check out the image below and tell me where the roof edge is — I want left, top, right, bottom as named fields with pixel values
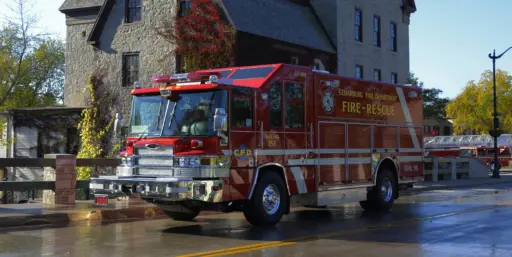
left=59, top=6, right=102, bottom=14
left=306, top=2, right=337, bottom=53
left=403, top=0, right=417, bottom=13
left=216, top=0, right=237, bottom=31
left=87, top=0, right=115, bottom=46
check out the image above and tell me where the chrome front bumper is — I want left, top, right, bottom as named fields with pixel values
left=90, top=176, right=225, bottom=203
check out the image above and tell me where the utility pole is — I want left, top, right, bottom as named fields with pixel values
left=488, top=47, right=512, bottom=178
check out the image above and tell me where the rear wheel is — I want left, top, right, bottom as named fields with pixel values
left=359, top=169, right=396, bottom=212
left=489, top=161, right=501, bottom=172
left=243, top=172, right=288, bottom=227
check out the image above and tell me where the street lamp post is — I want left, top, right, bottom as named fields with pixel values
left=488, top=46, right=512, bottom=178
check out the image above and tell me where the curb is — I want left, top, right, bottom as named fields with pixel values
left=0, top=205, right=168, bottom=229
left=402, top=179, right=512, bottom=195
left=0, top=205, right=223, bottom=229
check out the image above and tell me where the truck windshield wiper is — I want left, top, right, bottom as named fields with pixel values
left=168, top=99, right=179, bottom=130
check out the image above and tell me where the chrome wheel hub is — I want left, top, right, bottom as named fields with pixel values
left=381, top=178, right=393, bottom=202
left=262, top=184, right=280, bottom=215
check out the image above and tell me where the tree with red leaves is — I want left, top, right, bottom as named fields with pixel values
left=155, top=0, right=235, bottom=72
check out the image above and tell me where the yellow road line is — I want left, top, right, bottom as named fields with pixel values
left=177, top=241, right=286, bottom=257
left=203, top=242, right=297, bottom=257
left=177, top=203, right=512, bottom=257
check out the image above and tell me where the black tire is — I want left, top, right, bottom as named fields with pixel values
left=489, top=161, right=501, bottom=172
left=161, top=204, right=200, bottom=221
left=243, top=172, right=288, bottom=227
left=359, top=169, right=396, bottom=212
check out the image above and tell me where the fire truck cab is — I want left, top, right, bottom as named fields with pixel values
left=90, top=63, right=424, bottom=227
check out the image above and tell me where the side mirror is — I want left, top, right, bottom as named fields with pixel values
left=214, top=108, right=227, bottom=132
left=114, top=113, right=122, bottom=135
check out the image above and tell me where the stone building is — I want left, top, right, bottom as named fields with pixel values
left=313, top=0, right=416, bottom=84
left=59, top=0, right=416, bottom=126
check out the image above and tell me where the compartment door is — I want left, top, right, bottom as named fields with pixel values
left=347, top=124, right=372, bottom=184
left=318, top=122, right=346, bottom=186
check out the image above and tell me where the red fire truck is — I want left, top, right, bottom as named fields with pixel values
left=90, top=63, right=424, bottom=227
left=424, top=134, right=512, bottom=169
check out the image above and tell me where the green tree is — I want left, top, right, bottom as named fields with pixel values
left=446, top=69, right=512, bottom=135
left=407, top=72, right=451, bottom=120
left=0, top=0, right=65, bottom=109
left=0, top=0, right=65, bottom=147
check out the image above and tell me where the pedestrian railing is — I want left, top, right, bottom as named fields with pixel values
left=423, top=156, right=474, bottom=181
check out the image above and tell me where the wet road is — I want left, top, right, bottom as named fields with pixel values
left=1, top=184, right=512, bottom=257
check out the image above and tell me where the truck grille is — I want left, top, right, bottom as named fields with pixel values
left=134, top=145, right=174, bottom=176
left=135, top=145, right=173, bottom=156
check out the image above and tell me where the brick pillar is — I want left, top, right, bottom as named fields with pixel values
left=43, top=154, right=77, bottom=205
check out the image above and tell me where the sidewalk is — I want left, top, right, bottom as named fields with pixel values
left=1, top=174, right=512, bottom=229
left=403, top=172, right=512, bottom=194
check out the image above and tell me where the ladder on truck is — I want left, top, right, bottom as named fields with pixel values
left=424, top=134, right=512, bottom=149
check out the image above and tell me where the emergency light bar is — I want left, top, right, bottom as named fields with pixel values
left=152, top=71, right=223, bottom=84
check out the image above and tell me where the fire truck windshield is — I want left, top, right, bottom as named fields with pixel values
left=163, top=89, right=227, bottom=137
left=129, top=95, right=168, bottom=138
left=128, top=89, right=228, bottom=138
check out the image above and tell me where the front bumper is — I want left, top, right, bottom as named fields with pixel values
left=90, top=176, right=224, bottom=203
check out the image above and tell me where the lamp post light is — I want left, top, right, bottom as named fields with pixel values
left=488, top=47, right=512, bottom=178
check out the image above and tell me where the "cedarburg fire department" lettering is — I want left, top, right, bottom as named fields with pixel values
left=338, top=89, right=397, bottom=116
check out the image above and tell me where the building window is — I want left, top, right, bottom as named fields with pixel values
left=390, top=21, right=397, bottom=52
left=178, top=0, right=192, bottom=17
left=355, top=65, right=363, bottom=79
left=374, top=69, right=381, bottom=81
left=290, top=56, right=299, bottom=65
left=373, top=15, right=381, bottom=47
left=175, top=54, right=184, bottom=73
left=126, top=0, right=142, bottom=23
left=354, top=8, right=362, bottom=42
left=269, top=82, right=283, bottom=128
left=231, top=87, right=253, bottom=129
left=391, top=72, right=397, bottom=84
left=123, top=53, right=140, bottom=87
left=443, top=126, right=451, bottom=135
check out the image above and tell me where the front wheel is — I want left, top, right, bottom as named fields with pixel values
left=243, top=172, right=288, bottom=227
left=359, top=169, right=396, bottom=212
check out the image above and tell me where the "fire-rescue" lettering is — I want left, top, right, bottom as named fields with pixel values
left=366, top=103, right=396, bottom=116
left=341, top=101, right=396, bottom=116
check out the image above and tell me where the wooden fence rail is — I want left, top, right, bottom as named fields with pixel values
left=0, top=155, right=120, bottom=204
left=0, top=157, right=120, bottom=168
left=0, top=181, right=91, bottom=191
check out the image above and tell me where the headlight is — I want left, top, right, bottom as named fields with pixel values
left=121, top=156, right=134, bottom=166
left=189, top=157, right=200, bottom=167
left=178, top=157, right=187, bottom=167
left=174, top=156, right=229, bottom=167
